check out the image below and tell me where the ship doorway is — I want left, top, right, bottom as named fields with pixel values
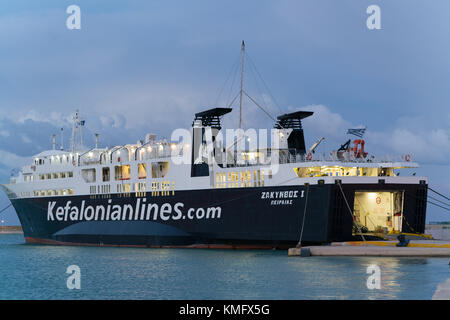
left=353, top=191, right=404, bottom=233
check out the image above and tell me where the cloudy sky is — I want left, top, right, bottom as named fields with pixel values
left=0, top=0, right=449, bottom=224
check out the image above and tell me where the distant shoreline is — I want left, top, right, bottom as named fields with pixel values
left=0, top=226, right=23, bottom=234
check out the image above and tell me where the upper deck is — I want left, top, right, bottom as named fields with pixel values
left=1, top=108, right=424, bottom=200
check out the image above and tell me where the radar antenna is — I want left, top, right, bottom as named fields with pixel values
left=70, top=110, right=85, bottom=152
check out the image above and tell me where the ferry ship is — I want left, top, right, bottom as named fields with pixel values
left=0, top=44, right=428, bottom=248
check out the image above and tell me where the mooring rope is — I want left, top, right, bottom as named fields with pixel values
left=0, top=204, right=12, bottom=215
left=428, top=194, right=450, bottom=208
left=296, top=183, right=310, bottom=248
left=428, top=186, right=449, bottom=201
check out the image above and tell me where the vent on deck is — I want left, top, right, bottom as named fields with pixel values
left=274, top=111, right=313, bottom=130
left=192, top=108, right=232, bottom=129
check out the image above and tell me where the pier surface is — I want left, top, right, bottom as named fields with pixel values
left=0, top=226, right=23, bottom=234
left=331, top=240, right=450, bottom=248
left=289, top=240, right=450, bottom=257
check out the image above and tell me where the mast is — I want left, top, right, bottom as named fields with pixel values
left=70, top=110, right=84, bottom=152
left=95, top=133, right=99, bottom=149
left=239, top=40, right=245, bottom=129
left=52, top=134, right=56, bottom=150
left=60, top=128, right=64, bottom=151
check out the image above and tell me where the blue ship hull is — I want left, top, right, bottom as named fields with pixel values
left=10, top=183, right=427, bottom=248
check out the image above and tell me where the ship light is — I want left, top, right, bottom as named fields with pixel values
left=170, top=144, right=176, bottom=150
left=88, top=152, right=93, bottom=158
left=147, top=147, right=152, bottom=152
left=367, top=192, right=377, bottom=200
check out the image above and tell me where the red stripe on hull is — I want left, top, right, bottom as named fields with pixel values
left=25, top=237, right=288, bottom=250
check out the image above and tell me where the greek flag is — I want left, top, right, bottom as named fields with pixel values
left=347, top=128, right=366, bottom=138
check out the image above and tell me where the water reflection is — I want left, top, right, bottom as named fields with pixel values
left=1, top=234, right=448, bottom=299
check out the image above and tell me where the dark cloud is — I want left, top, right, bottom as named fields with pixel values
left=1, top=0, right=449, bottom=224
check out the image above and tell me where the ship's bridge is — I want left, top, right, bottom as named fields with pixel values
left=293, top=160, right=418, bottom=178
left=33, top=150, right=74, bottom=166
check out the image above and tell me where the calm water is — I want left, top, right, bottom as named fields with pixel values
left=0, top=234, right=448, bottom=300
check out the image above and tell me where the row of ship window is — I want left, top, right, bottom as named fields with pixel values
left=25, top=167, right=268, bottom=198
left=33, top=189, right=74, bottom=197
left=34, top=156, right=75, bottom=166
left=24, top=162, right=167, bottom=184
left=27, top=168, right=267, bottom=198
left=88, top=181, right=175, bottom=198
left=215, top=169, right=270, bottom=188
left=30, top=180, right=172, bottom=198
left=82, top=163, right=169, bottom=183
left=22, top=172, right=73, bottom=182
left=30, top=180, right=174, bottom=198
left=37, top=172, right=74, bottom=180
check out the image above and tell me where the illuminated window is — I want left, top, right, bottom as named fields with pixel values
left=138, top=163, right=147, bottom=179
left=222, top=173, right=226, bottom=188
left=115, top=165, right=130, bottom=180
left=151, top=161, right=169, bottom=178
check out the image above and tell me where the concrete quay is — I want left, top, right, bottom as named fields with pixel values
left=289, top=241, right=450, bottom=257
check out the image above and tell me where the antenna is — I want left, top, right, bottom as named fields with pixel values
left=70, top=109, right=85, bottom=152
left=95, top=133, right=99, bottom=149
left=52, top=134, right=56, bottom=150
left=60, top=128, right=64, bottom=151
left=239, top=40, right=245, bottom=129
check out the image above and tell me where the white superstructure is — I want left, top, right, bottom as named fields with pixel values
left=5, top=110, right=425, bottom=202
